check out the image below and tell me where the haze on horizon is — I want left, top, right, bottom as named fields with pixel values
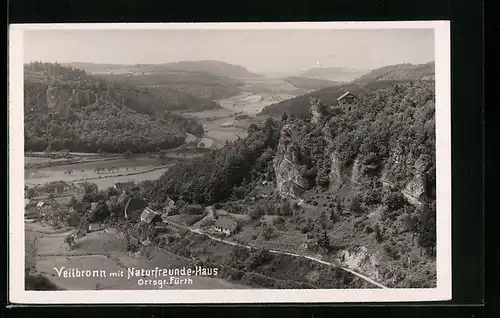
left=23, top=28, right=434, bottom=75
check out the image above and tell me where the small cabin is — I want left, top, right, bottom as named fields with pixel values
left=214, top=216, right=238, bottom=236
left=337, top=92, right=359, bottom=112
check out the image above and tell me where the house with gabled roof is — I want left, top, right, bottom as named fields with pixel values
left=214, top=215, right=238, bottom=236
left=337, top=91, right=359, bottom=112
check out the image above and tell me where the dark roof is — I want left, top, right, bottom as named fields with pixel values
left=215, top=216, right=238, bottom=231
left=337, top=91, right=358, bottom=101
left=140, top=207, right=161, bottom=224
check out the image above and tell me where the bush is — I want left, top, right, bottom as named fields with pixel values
left=261, top=223, right=275, bottom=240
left=383, top=191, right=407, bottom=211
left=272, top=216, right=286, bottom=230
left=278, top=201, right=293, bottom=216
left=349, top=196, right=364, bottom=214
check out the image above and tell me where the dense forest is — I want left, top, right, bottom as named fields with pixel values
left=150, top=79, right=435, bottom=205
left=99, top=72, right=244, bottom=101
left=23, top=62, right=204, bottom=153
left=148, top=118, right=281, bottom=204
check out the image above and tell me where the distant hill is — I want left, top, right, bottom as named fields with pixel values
left=352, top=62, right=435, bottom=84
left=64, top=60, right=262, bottom=78
left=299, top=67, right=368, bottom=82
left=24, top=62, right=205, bottom=153
left=258, top=79, right=430, bottom=118
left=284, top=76, right=341, bottom=91
left=99, top=72, right=244, bottom=101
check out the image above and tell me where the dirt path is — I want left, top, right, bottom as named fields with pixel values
left=169, top=218, right=388, bottom=289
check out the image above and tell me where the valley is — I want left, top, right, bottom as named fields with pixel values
left=22, top=60, right=437, bottom=291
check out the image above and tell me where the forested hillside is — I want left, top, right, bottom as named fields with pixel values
left=100, top=72, right=244, bottom=101
left=147, top=80, right=436, bottom=287
left=352, top=62, right=435, bottom=84
left=23, top=62, right=204, bottom=153
left=66, top=60, right=261, bottom=78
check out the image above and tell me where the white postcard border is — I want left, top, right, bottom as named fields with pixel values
left=9, top=21, right=451, bottom=304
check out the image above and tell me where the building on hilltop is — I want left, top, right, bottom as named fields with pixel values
left=214, top=215, right=238, bottom=236
left=337, top=92, right=359, bottom=112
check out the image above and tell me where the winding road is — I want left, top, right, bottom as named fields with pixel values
left=170, top=219, right=388, bottom=289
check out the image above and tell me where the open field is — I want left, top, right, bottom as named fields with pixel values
left=185, top=89, right=294, bottom=147
left=217, top=92, right=297, bottom=115
left=25, top=157, right=172, bottom=189
left=25, top=221, right=248, bottom=290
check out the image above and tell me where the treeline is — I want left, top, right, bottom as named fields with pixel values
left=24, top=62, right=204, bottom=153
left=148, top=118, right=281, bottom=204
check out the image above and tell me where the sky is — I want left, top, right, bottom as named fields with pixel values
left=23, top=28, right=434, bottom=75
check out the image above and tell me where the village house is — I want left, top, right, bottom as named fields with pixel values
left=139, top=207, right=163, bottom=242
left=214, top=215, right=238, bottom=236
left=337, top=92, right=359, bottom=112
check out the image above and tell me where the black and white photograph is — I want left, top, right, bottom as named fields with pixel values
left=8, top=22, right=451, bottom=304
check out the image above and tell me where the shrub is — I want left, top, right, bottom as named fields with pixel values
left=261, top=223, right=275, bottom=240
left=272, top=216, right=286, bottom=230
left=278, top=201, right=293, bottom=216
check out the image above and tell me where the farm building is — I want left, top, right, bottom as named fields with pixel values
left=337, top=92, right=359, bottom=112
left=36, top=201, right=45, bottom=208
left=214, top=215, right=238, bottom=236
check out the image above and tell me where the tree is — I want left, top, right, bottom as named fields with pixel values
left=403, top=212, right=419, bottom=246
left=64, top=234, right=75, bottom=249
left=318, top=211, right=328, bottom=229
left=262, top=223, right=275, bottom=240
left=281, top=112, right=289, bottom=123
left=26, top=188, right=36, bottom=199
left=374, top=224, right=383, bottom=243
left=317, top=230, right=330, bottom=250
left=349, top=196, right=363, bottom=214
left=278, top=201, right=292, bottom=216
left=418, top=201, right=436, bottom=255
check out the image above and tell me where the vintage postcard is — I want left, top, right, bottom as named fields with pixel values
left=8, top=21, right=451, bottom=304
